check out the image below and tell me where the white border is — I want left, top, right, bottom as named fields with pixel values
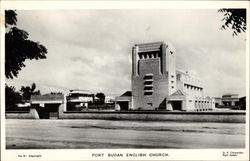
left=1, top=1, right=249, bottom=161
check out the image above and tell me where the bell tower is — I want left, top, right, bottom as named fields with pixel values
left=132, top=41, right=176, bottom=110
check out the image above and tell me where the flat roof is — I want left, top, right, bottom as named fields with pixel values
left=69, top=90, right=93, bottom=95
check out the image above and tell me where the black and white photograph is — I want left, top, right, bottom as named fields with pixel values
left=1, top=1, right=249, bottom=161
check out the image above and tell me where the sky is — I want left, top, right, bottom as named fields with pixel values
left=6, top=9, right=246, bottom=97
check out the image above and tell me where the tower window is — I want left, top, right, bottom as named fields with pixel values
left=171, top=81, right=174, bottom=84
left=147, top=103, right=153, bottom=106
left=144, top=86, right=153, bottom=90
left=171, top=86, right=174, bottom=89
left=170, top=51, right=173, bottom=54
left=144, top=81, right=153, bottom=85
left=171, top=75, right=174, bottom=78
left=144, top=92, right=153, bottom=96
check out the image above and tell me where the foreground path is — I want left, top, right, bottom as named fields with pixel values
left=6, top=119, right=245, bottom=149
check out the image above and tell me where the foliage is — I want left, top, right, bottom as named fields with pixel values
left=5, top=84, right=22, bottom=110
left=20, top=83, right=41, bottom=101
left=218, top=9, right=246, bottom=37
left=5, top=10, right=47, bottom=79
left=5, top=10, right=17, bottom=27
left=95, top=92, right=105, bottom=105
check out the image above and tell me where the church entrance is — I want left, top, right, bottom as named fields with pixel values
left=171, top=101, right=182, bottom=111
left=118, top=101, right=129, bottom=111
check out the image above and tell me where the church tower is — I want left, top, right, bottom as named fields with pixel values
left=132, top=41, right=177, bottom=110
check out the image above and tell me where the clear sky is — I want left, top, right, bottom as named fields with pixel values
left=6, top=9, right=246, bottom=97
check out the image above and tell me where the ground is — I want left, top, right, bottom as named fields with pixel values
left=6, top=119, right=245, bottom=149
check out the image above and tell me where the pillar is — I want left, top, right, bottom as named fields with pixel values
left=166, top=102, right=173, bottom=111
left=166, top=43, right=176, bottom=96
left=161, top=43, right=166, bottom=74
left=63, top=94, right=67, bottom=112
left=132, top=46, right=139, bottom=76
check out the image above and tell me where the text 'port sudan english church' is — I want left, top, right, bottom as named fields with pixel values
left=115, top=41, right=215, bottom=111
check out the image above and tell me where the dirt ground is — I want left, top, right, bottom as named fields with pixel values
left=5, top=119, right=245, bottom=149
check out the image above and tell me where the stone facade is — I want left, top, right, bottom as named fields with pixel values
left=130, top=41, right=215, bottom=111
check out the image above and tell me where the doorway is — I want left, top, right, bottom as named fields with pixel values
left=38, top=103, right=60, bottom=119
left=171, top=101, right=182, bottom=111
left=118, top=101, right=129, bottom=111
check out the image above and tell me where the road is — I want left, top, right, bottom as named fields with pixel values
left=6, top=119, right=245, bottom=149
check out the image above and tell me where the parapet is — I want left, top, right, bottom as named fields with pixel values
left=135, top=41, right=164, bottom=52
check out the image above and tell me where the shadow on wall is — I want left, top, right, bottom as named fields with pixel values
left=159, top=98, right=166, bottom=110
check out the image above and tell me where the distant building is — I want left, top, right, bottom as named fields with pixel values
left=221, top=94, right=239, bottom=106
left=116, top=41, right=215, bottom=111
left=31, top=93, right=64, bottom=119
left=213, top=94, right=246, bottom=110
left=67, top=90, right=94, bottom=108
left=213, top=97, right=222, bottom=107
left=31, top=93, right=64, bottom=107
left=105, top=96, right=115, bottom=104
left=239, top=96, right=246, bottom=110
left=213, top=94, right=245, bottom=109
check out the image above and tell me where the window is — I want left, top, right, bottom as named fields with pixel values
left=189, top=100, right=192, bottom=102
left=144, top=86, right=153, bottom=90
left=147, top=103, right=153, bottom=106
left=171, top=75, right=174, bottom=78
left=144, top=81, right=153, bottom=85
left=171, top=86, right=174, bottom=89
left=171, top=81, right=174, bottom=84
left=170, top=51, right=173, bottom=54
left=144, top=75, right=153, bottom=79
left=144, top=92, right=153, bottom=96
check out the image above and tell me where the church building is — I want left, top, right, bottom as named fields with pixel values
left=115, top=41, right=215, bottom=111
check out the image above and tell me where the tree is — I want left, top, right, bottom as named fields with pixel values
left=218, top=9, right=246, bottom=37
left=5, top=84, right=22, bottom=110
left=95, top=92, right=105, bottom=105
left=20, top=83, right=41, bottom=101
left=5, top=10, right=47, bottom=79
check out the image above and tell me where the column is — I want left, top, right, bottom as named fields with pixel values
left=132, top=46, right=139, bottom=76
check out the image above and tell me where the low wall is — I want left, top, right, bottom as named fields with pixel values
left=58, top=105, right=245, bottom=123
left=6, top=108, right=40, bottom=119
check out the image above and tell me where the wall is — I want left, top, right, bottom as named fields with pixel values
left=185, top=96, right=195, bottom=111
left=132, top=42, right=172, bottom=110
left=132, top=58, right=169, bottom=110
left=6, top=108, right=40, bottom=119
left=58, top=105, right=245, bottom=123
